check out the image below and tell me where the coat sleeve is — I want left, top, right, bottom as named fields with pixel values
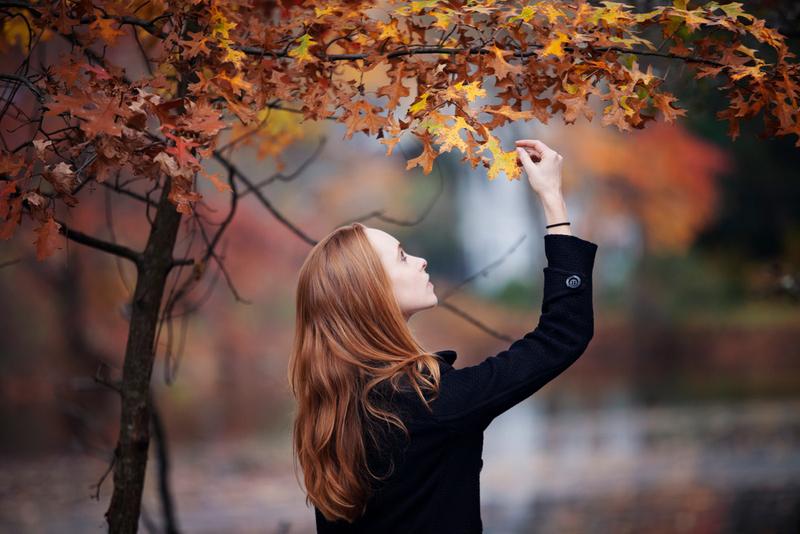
left=430, top=234, right=598, bottom=433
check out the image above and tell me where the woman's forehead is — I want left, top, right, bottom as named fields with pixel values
left=365, top=227, right=398, bottom=255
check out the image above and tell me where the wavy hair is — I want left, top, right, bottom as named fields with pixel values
left=287, top=222, right=442, bottom=523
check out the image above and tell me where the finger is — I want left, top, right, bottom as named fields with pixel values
left=515, top=139, right=554, bottom=158
left=516, top=147, right=536, bottom=168
left=514, top=139, right=544, bottom=158
left=520, top=146, right=542, bottom=162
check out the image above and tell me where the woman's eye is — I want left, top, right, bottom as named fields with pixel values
left=401, top=250, right=407, bottom=262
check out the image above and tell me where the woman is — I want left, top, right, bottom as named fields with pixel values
left=288, top=139, right=598, bottom=533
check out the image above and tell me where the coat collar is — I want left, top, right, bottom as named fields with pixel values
left=433, top=349, right=457, bottom=365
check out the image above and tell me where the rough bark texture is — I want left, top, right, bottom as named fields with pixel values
left=105, top=179, right=182, bottom=533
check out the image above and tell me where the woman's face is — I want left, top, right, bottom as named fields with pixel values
left=365, top=227, right=437, bottom=321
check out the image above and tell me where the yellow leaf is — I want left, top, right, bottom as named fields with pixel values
left=541, top=32, right=569, bottom=58
left=729, top=63, right=765, bottom=81
left=1, top=17, right=30, bottom=51
left=220, top=43, right=246, bottom=69
left=288, top=33, right=317, bottom=64
left=508, top=5, right=536, bottom=23
left=377, top=19, right=400, bottom=41
left=541, top=4, right=567, bottom=24
left=481, top=136, right=522, bottom=181
left=736, top=44, right=758, bottom=58
left=718, top=2, right=754, bottom=21
left=411, top=0, right=439, bottom=13
left=210, top=12, right=237, bottom=40
left=591, top=1, right=634, bottom=25
left=410, top=92, right=430, bottom=114
left=315, top=6, right=336, bottom=17
left=435, top=115, right=475, bottom=154
left=432, top=10, right=453, bottom=30
left=454, top=81, right=487, bottom=102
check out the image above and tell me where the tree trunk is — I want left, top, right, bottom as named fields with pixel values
left=105, top=179, right=182, bottom=533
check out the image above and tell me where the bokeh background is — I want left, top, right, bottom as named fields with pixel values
left=2, top=2, right=800, bottom=533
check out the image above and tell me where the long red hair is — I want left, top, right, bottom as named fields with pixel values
left=287, top=222, right=442, bottom=522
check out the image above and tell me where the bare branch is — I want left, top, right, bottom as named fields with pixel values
left=438, top=234, right=528, bottom=302
left=99, top=180, right=159, bottom=208
left=238, top=135, right=327, bottom=194
left=89, top=450, right=116, bottom=501
left=344, top=149, right=445, bottom=227
left=52, top=213, right=142, bottom=264
left=436, top=301, right=515, bottom=343
left=0, top=257, right=22, bottom=269
left=213, top=151, right=318, bottom=245
left=0, top=73, right=44, bottom=102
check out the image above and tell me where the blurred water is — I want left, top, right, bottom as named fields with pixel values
left=481, top=394, right=800, bottom=533
left=2, top=396, right=798, bottom=533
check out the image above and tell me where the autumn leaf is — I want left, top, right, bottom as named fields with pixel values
left=488, top=44, right=524, bottom=80
left=481, top=136, right=523, bottom=181
left=377, top=63, right=412, bottom=108
left=89, top=18, right=125, bottom=45
left=201, top=169, right=233, bottom=193
left=409, top=92, right=430, bottom=114
left=288, top=33, right=318, bottom=64
left=163, top=131, right=201, bottom=168
left=3, top=0, right=800, bottom=260
left=343, top=100, right=388, bottom=139
left=445, top=80, right=487, bottom=103
left=1, top=16, right=30, bottom=52
left=653, top=93, right=688, bottom=124
left=33, top=216, right=62, bottom=260
left=210, top=8, right=236, bottom=40
left=376, top=19, right=401, bottom=41
left=219, top=42, right=247, bottom=68
left=419, top=112, right=475, bottom=155
left=405, top=133, right=438, bottom=175
left=44, top=162, right=79, bottom=195
left=541, top=32, right=569, bottom=57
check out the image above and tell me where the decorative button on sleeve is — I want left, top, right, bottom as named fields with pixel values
left=566, top=274, right=581, bottom=288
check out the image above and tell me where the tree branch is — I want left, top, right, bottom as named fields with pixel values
left=212, top=151, right=318, bottom=245
left=99, top=180, right=159, bottom=208
left=0, top=73, right=44, bottom=102
left=437, top=301, right=515, bottom=343
left=54, top=215, right=142, bottom=264
left=4, top=1, right=730, bottom=68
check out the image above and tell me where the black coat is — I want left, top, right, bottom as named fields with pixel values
left=314, top=233, right=599, bottom=533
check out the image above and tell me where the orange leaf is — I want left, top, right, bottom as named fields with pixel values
left=202, top=170, right=233, bottom=193
left=33, top=216, right=62, bottom=260
left=405, top=133, right=438, bottom=175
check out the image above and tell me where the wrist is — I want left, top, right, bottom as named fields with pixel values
left=540, top=193, right=567, bottom=218
left=538, top=192, right=570, bottom=234
left=537, top=188, right=564, bottom=203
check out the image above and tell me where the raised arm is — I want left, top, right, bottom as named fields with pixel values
left=429, top=139, right=598, bottom=433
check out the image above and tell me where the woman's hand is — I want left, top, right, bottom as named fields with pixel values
left=515, top=139, right=563, bottom=198
left=516, top=139, right=570, bottom=235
